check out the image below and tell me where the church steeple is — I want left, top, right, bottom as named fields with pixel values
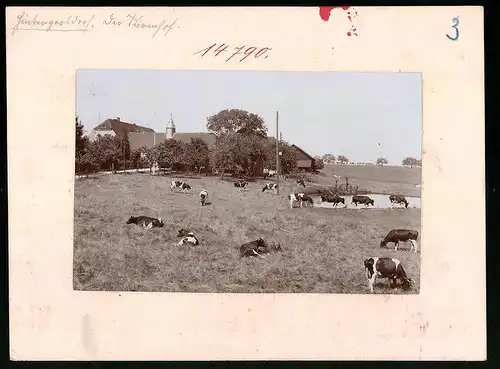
left=166, top=113, right=176, bottom=139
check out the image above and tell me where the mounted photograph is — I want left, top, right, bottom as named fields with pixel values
left=74, top=70, right=422, bottom=294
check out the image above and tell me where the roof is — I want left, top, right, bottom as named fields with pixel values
left=291, top=144, right=315, bottom=161
left=92, top=118, right=155, bottom=138
left=128, top=131, right=216, bottom=152
left=171, top=132, right=216, bottom=147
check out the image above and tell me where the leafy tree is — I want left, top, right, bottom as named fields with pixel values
left=322, top=153, right=336, bottom=163
left=185, top=137, right=210, bottom=173
left=313, top=156, right=325, bottom=170
left=210, top=133, right=240, bottom=177
left=265, top=138, right=298, bottom=175
left=402, top=156, right=419, bottom=168
left=155, top=139, right=187, bottom=170
left=206, top=109, right=268, bottom=138
left=337, top=155, right=349, bottom=164
left=75, top=116, right=89, bottom=173
left=376, top=157, right=388, bottom=166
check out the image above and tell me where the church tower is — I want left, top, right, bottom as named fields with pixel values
left=166, top=113, right=176, bottom=139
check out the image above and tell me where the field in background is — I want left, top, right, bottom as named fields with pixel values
left=74, top=167, right=421, bottom=293
left=310, top=164, right=422, bottom=198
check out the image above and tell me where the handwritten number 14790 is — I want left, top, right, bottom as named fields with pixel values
left=194, top=43, right=271, bottom=62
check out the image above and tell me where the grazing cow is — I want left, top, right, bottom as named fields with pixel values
left=321, top=194, right=345, bottom=207
left=297, top=179, right=306, bottom=187
left=234, top=180, right=248, bottom=190
left=380, top=229, right=419, bottom=253
left=262, top=183, right=278, bottom=194
left=170, top=180, right=191, bottom=192
left=126, top=215, right=164, bottom=229
left=364, top=257, right=414, bottom=293
left=199, top=189, right=209, bottom=206
left=351, top=195, right=375, bottom=207
left=389, top=194, right=409, bottom=208
left=240, top=238, right=269, bottom=258
left=177, top=231, right=199, bottom=246
left=288, top=192, right=314, bottom=209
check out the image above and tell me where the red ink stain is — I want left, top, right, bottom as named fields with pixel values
left=319, top=6, right=350, bottom=22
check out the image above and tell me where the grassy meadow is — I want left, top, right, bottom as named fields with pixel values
left=73, top=164, right=421, bottom=294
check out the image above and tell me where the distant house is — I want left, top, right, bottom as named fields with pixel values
left=128, top=114, right=216, bottom=151
left=88, top=117, right=155, bottom=141
left=290, top=144, right=315, bottom=172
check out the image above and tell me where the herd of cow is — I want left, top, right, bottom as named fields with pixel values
left=125, top=178, right=420, bottom=293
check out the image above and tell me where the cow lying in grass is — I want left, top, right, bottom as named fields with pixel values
left=364, top=257, right=414, bottom=293
left=126, top=216, right=164, bottom=229
left=177, top=229, right=199, bottom=245
left=170, top=180, right=191, bottom=192
left=239, top=238, right=282, bottom=258
left=288, top=193, right=314, bottom=209
left=380, top=229, right=419, bottom=253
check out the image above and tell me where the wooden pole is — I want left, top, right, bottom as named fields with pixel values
left=276, top=111, right=280, bottom=195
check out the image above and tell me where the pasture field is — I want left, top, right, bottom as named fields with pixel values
left=73, top=167, right=421, bottom=294
left=314, top=164, right=422, bottom=198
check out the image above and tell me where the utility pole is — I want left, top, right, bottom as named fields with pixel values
left=276, top=111, right=280, bottom=195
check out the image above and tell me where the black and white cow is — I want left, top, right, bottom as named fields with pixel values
left=389, top=194, right=409, bottom=209
left=297, top=179, right=306, bottom=187
left=288, top=192, right=314, bottom=209
left=170, top=180, right=192, bottom=192
left=380, top=229, right=419, bottom=253
left=351, top=195, right=375, bottom=207
left=239, top=238, right=269, bottom=258
left=126, top=215, right=164, bottom=229
left=364, top=257, right=414, bottom=293
left=321, top=194, right=345, bottom=207
left=234, top=180, right=248, bottom=190
left=199, top=189, right=209, bottom=206
left=177, top=231, right=199, bottom=246
left=262, top=183, right=278, bottom=194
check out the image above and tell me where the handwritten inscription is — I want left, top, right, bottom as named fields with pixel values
left=101, top=13, right=179, bottom=38
left=446, top=16, right=460, bottom=41
left=11, top=12, right=95, bottom=34
left=10, top=11, right=179, bottom=38
left=194, top=43, right=271, bottom=62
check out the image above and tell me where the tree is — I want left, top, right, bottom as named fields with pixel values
left=265, top=138, right=298, bottom=175
left=75, top=116, right=89, bottom=173
left=322, top=153, right=336, bottom=164
left=376, top=157, right=388, bottom=166
left=337, top=155, right=349, bottom=164
left=402, top=156, right=419, bottom=168
left=313, top=156, right=325, bottom=170
left=155, top=139, right=187, bottom=170
left=206, top=109, right=268, bottom=138
left=185, top=137, right=210, bottom=173
left=210, top=133, right=241, bottom=177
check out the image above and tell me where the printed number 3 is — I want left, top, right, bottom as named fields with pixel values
left=446, top=16, right=460, bottom=41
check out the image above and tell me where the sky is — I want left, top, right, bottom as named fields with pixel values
left=76, top=70, right=422, bottom=165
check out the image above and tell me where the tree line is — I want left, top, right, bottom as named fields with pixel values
left=75, top=109, right=301, bottom=177
left=314, top=152, right=422, bottom=167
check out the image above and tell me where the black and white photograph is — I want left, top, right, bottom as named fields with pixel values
left=74, top=70, right=422, bottom=294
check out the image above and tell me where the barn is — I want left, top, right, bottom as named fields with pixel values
left=290, top=144, right=316, bottom=172
left=88, top=117, right=155, bottom=141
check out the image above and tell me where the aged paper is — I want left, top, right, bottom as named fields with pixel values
left=7, top=6, right=485, bottom=360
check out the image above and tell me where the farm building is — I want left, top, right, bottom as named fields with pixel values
left=290, top=144, right=316, bottom=172
left=127, top=114, right=216, bottom=151
left=88, top=117, right=155, bottom=141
